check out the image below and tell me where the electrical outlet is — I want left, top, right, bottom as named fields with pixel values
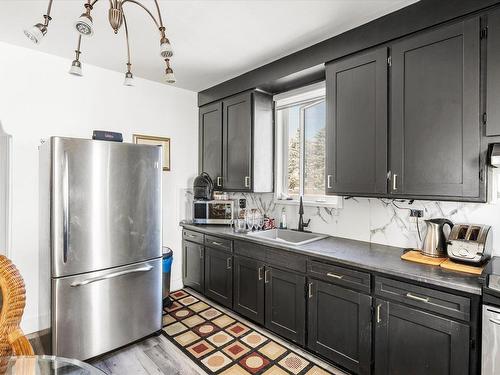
left=409, top=209, right=423, bottom=218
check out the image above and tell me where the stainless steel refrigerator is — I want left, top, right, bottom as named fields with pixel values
left=39, top=137, right=162, bottom=360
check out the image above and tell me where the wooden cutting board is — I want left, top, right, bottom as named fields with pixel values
left=440, top=258, right=485, bottom=275
left=401, top=250, right=447, bottom=266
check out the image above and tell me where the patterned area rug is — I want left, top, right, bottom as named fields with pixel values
left=161, top=289, right=335, bottom=375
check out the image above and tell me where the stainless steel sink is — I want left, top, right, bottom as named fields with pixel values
left=247, top=229, right=327, bottom=246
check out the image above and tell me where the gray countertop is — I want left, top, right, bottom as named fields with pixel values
left=181, top=223, right=483, bottom=295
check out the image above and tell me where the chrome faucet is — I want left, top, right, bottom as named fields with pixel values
left=298, top=196, right=311, bottom=232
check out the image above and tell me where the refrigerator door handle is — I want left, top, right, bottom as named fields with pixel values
left=70, top=265, right=154, bottom=287
left=62, top=151, right=69, bottom=263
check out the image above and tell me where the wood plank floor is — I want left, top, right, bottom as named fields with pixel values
left=89, top=334, right=207, bottom=375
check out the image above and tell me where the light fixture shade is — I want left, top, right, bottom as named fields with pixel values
left=160, top=39, right=173, bottom=58
left=23, top=23, right=46, bottom=44
left=165, top=70, right=176, bottom=84
left=124, top=71, right=134, bottom=86
left=69, top=60, right=83, bottom=76
left=74, top=13, right=94, bottom=37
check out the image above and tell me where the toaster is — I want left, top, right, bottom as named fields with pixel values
left=447, top=223, right=492, bottom=264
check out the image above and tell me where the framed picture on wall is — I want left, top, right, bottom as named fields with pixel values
left=133, top=134, right=171, bottom=171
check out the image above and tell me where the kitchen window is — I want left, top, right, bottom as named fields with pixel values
left=274, top=82, right=340, bottom=207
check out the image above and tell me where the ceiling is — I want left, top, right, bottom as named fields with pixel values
left=0, top=0, right=419, bottom=92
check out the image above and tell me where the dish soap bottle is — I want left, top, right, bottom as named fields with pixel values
left=280, top=207, right=287, bottom=229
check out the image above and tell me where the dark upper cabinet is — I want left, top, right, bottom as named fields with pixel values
left=204, top=247, right=233, bottom=308
left=233, top=255, right=265, bottom=324
left=325, top=47, right=388, bottom=196
left=198, top=91, right=273, bottom=192
left=374, top=299, right=470, bottom=375
left=390, top=18, right=481, bottom=199
left=182, top=241, right=204, bottom=293
left=199, top=102, right=223, bottom=189
left=264, top=267, right=306, bottom=346
left=486, top=9, right=500, bottom=136
left=222, top=92, right=253, bottom=191
left=308, top=280, right=372, bottom=375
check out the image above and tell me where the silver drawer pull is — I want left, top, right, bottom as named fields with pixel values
left=217, top=176, right=222, bottom=187
left=226, top=257, right=232, bottom=270
left=376, top=304, right=382, bottom=323
left=186, top=234, right=196, bottom=238
left=327, top=175, right=333, bottom=189
left=393, top=174, right=398, bottom=191
left=406, top=292, right=429, bottom=303
left=212, top=241, right=223, bottom=246
left=327, top=272, right=343, bottom=279
left=71, top=265, right=153, bottom=287
left=308, top=282, right=313, bottom=299
left=258, top=267, right=264, bottom=281
left=244, top=176, right=250, bottom=188
left=264, top=269, right=270, bottom=284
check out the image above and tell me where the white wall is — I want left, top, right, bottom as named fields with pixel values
left=216, top=191, right=500, bottom=257
left=0, top=41, right=198, bottom=333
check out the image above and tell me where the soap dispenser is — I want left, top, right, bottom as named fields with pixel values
left=280, top=207, right=287, bottom=229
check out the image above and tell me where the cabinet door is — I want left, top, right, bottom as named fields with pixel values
left=265, top=267, right=306, bottom=345
left=486, top=9, right=500, bottom=136
left=233, top=255, right=265, bottom=324
left=308, top=280, right=372, bottom=375
left=204, top=247, right=232, bottom=308
left=326, top=47, right=388, bottom=196
left=390, top=18, right=481, bottom=199
left=182, top=241, right=204, bottom=293
left=199, top=102, right=223, bottom=188
left=222, top=92, right=252, bottom=191
left=374, top=299, right=470, bottom=375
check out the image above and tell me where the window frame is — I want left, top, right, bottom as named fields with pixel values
left=274, top=83, right=341, bottom=208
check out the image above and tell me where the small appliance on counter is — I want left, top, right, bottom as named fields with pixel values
left=193, top=172, right=213, bottom=200
left=447, top=223, right=492, bottom=264
left=193, top=200, right=234, bottom=224
left=421, top=218, right=453, bottom=257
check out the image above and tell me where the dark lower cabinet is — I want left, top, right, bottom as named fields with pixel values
left=233, top=255, right=265, bottom=324
left=265, top=267, right=306, bottom=345
left=374, top=299, right=470, bottom=375
left=182, top=241, right=204, bottom=293
left=204, top=247, right=233, bottom=308
left=308, top=280, right=372, bottom=375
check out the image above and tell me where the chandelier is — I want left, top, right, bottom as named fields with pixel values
left=23, top=0, right=175, bottom=86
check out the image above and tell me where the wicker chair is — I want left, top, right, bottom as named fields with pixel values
left=0, top=255, right=34, bottom=357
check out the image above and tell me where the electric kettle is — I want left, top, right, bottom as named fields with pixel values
left=422, top=218, right=453, bottom=257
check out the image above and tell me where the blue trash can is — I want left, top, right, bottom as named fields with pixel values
left=162, top=247, right=173, bottom=308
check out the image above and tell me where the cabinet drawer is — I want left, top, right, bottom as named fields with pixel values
left=205, top=235, right=232, bottom=252
left=308, top=260, right=370, bottom=293
left=234, top=240, right=266, bottom=261
left=374, top=277, right=471, bottom=321
left=234, top=240, right=306, bottom=273
left=183, top=229, right=204, bottom=244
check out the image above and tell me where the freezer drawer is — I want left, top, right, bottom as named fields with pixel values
left=482, top=304, right=500, bottom=375
left=52, top=259, right=162, bottom=360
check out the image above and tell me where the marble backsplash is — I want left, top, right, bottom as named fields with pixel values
left=181, top=190, right=500, bottom=256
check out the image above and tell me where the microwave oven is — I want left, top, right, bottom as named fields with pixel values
left=193, top=200, right=234, bottom=224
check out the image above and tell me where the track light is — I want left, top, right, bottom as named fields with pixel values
left=69, top=60, right=83, bottom=76
left=69, top=36, right=83, bottom=76
left=23, top=23, right=47, bottom=44
left=124, top=64, right=134, bottom=86
left=74, top=13, right=94, bottom=37
left=164, top=59, right=175, bottom=84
